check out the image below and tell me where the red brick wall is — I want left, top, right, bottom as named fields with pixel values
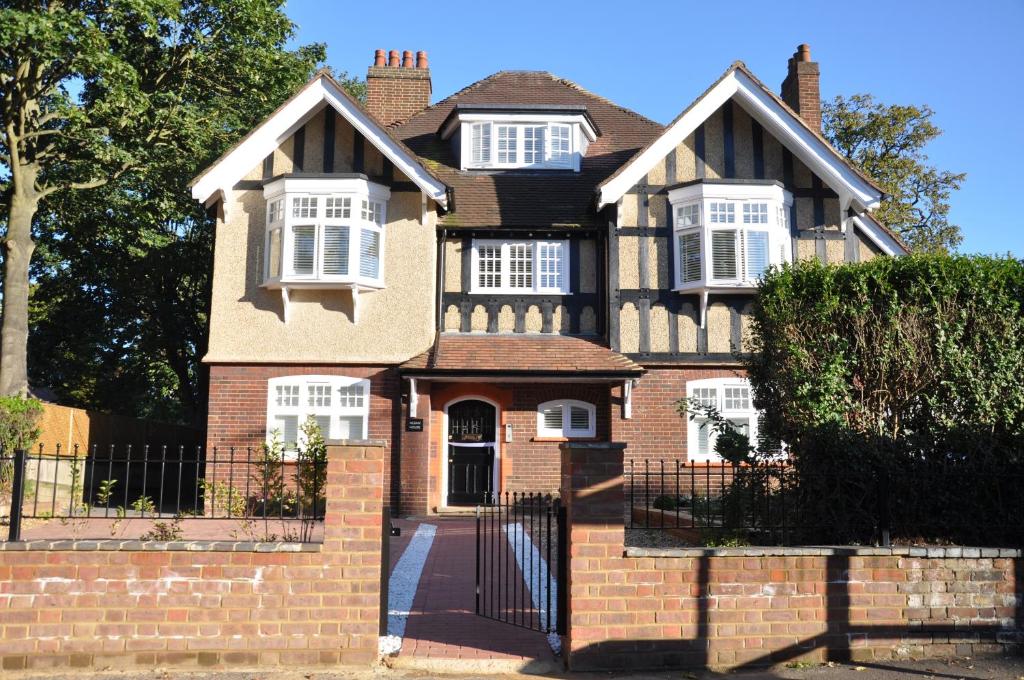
left=206, top=364, right=400, bottom=506
left=0, top=443, right=385, bottom=672
left=365, top=66, right=430, bottom=126
left=560, top=442, right=1024, bottom=671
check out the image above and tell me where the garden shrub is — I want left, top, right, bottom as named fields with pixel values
left=0, top=396, right=43, bottom=493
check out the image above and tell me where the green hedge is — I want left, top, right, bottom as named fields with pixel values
left=745, top=255, right=1024, bottom=544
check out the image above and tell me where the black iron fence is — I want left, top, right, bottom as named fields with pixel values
left=476, top=492, right=566, bottom=635
left=0, top=445, right=327, bottom=542
left=628, top=459, right=1024, bottom=547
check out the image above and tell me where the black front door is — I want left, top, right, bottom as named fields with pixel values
left=447, top=400, right=496, bottom=506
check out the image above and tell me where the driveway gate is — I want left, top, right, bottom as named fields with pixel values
left=475, top=492, right=566, bottom=635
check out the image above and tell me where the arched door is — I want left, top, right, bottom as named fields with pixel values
left=446, top=399, right=496, bottom=505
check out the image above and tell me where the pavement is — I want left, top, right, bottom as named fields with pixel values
left=5, top=655, right=1024, bottom=680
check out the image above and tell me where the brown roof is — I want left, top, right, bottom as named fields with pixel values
left=400, top=335, right=644, bottom=376
left=390, top=71, right=664, bottom=229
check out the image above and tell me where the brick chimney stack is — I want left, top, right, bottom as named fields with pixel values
left=781, top=44, right=821, bottom=130
left=366, top=48, right=431, bottom=126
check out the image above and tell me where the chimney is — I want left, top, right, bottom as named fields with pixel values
left=781, top=44, right=821, bottom=130
left=366, top=48, right=432, bottom=126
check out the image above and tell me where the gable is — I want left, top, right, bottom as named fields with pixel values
left=598, top=64, right=884, bottom=215
left=190, top=72, right=448, bottom=209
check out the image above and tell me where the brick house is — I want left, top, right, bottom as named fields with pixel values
left=191, top=45, right=906, bottom=515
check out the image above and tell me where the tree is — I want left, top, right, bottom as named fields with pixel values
left=823, top=94, right=965, bottom=253
left=0, top=0, right=325, bottom=397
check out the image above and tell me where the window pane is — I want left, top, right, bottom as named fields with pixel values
left=274, top=415, right=299, bottom=450
left=696, top=419, right=711, bottom=456
left=322, top=226, right=350, bottom=276
left=359, top=229, right=380, bottom=279
left=742, top=202, right=768, bottom=224
left=268, top=228, right=282, bottom=279
left=538, top=242, right=563, bottom=290
left=276, top=384, right=300, bottom=407
left=548, top=124, right=571, bottom=165
left=724, top=386, right=750, bottom=410
left=568, top=406, right=590, bottom=432
left=291, top=196, right=317, bottom=219
left=337, top=384, right=365, bottom=407
left=711, top=230, right=737, bottom=280
left=746, top=231, right=770, bottom=280
left=679, top=230, right=701, bottom=283
left=497, top=126, right=517, bottom=164
left=471, top=122, right=491, bottom=164
left=477, top=244, right=502, bottom=288
left=508, top=243, right=533, bottom=288
left=542, top=407, right=562, bottom=430
left=361, top=200, right=383, bottom=225
left=691, top=387, right=717, bottom=408
left=727, top=417, right=750, bottom=438
left=337, top=415, right=365, bottom=439
left=291, top=225, right=315, bottom=275
left=308, top=383, right=332, bottom=408
left=314, top=415, right=332, bottom=439
left=267, top=199, right=283, bottom=224
left=523, top=126, right=546, bottom=164
left=676, top=203, right=700, bottom=227
left=325, top=196, right=351, bottom=219
left=709, top=202, right=735, bottom=224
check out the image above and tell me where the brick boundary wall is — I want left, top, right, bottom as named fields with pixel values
left=560, top=442, right=1024, bottom=672
left=0, top=441, right=385, bottom=672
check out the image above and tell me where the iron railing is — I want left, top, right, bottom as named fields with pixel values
left=476, top=492, right=566, bottom=635
left=0, top=445, right=327, bottom=542
left=628, top=459, right=1024, bottom=547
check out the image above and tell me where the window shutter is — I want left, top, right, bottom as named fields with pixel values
left=313, top=415, right=332, bottom=439
left=568, top=406, right=590, bottom=432
left=322, top=226, right=350, bottom=275
left=508, top=243, right=533, bottom=288
left=477, top=244, right=502, bottom=288
left=542, top=406, right=563, bottom=430
left=757, top=413, right=783, bottom=455
left=275, top=415, right=299, bottom=450
left=538, top=242, right=564, bottom=290
left=359, top=229, right=380, bottom=279
left=711, top=230, right=738, bottom=280
left=547, top=124, right=571, bottom=165
left=338, top=415, right=365, bottom=439
left=471, top=123, right=491, bottom=165
left=696, top=420, right=711, bottom=456
left=291, top=225, right=315, bottom=275
left=679, top=231, right=701, bottom=283
left=524, top=126, right=546, bottom=164
left=745, top=231, right=769, bottom=280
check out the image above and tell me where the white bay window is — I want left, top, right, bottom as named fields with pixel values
left=266, top=375, right=369, bottom=454
left=471, top=239, right=569, bottom=294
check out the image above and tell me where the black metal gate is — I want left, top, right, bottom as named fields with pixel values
left=475, top=492, right=567, bottom=635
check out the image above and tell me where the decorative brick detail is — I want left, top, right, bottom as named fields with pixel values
left=560, top=443, right=1024, bottom=671
left=0, top=443, right=385, bottom=671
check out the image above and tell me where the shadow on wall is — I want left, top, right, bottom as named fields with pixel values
left=571, top=550, right=1024, bottom=672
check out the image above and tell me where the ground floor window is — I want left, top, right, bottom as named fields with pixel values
left=685, top=377, right=761, bottom=462
left=266, top=375, right=369, bottom=453
left=537, top=399, right=596, bottom=438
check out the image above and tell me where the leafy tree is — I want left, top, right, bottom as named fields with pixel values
left=823, top=94, right=965, bottom=253
left=0, top=0, right=325, bottom=398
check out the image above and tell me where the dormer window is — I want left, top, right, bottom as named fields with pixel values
left=669, top=181, right=793, bottom=294
left=441, top=104, right=598, bottom=172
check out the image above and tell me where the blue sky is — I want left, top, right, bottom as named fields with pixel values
left=285, top=0, right=1024, bottom=256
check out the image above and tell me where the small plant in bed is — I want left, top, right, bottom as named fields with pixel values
left=652, top=494, right=690, bottom=511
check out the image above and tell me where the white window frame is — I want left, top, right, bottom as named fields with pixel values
left=457, top=116, right=593, bottom=171
left=470, top=239, right=570, bottom=294
left=266, top=375, right=370, bottom=457
left=536, top=399, right=596, bottom=439
left=685, top=377, right=761, bottom=463
left=668, top=183, right=793, bottom=293
left=262, top=177, right=390, bottom=290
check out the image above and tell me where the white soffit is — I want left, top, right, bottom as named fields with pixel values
left=597, top=69, right=881, bottom=211
left=852, top=214, right=906, bottom=256
left=191, top=76, right=448, bottom=209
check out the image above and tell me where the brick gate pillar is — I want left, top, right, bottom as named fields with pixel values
left=559, top=441, right=627, bottom=670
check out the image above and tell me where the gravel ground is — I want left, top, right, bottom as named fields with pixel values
left=6, top=655, right=1024, bottom=680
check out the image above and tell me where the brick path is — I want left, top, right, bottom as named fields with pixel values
left=391, top=517, right=554, bottom=662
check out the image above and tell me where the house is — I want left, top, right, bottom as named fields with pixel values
left=191, top=46, right=907, bottom=514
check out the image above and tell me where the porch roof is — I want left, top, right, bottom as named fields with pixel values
left=400, top=334, right=644, bottom=379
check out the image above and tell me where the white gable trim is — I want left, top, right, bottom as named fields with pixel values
left=191, top=76, right=448, bottom=209
left=852, top=214, right=905, bottom=256
left=598, top=69, right=882, bottom=212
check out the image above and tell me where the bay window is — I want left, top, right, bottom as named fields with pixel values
left=670, top=182, right=793, bottom=292
left=471, top=239, right=569, bottom=294
left=262, top=177, right=389, bottom=290
left=266, top=375, right=370, bottom=454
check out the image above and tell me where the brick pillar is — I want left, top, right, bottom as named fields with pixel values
left=324, top=440, right=385, bottom=664
left=559, top=441, right=627, bottom=671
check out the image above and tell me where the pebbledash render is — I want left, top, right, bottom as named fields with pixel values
left=192, top=45, right=907, bottom=515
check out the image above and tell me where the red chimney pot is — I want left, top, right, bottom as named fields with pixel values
left=416, top=51, right=428, bottom=70
left=402, top=50, right=413, bottom=68
left=797, top=44, right=812, bottom=62
left=373, top=49, right=385, bottom=67
left=388, top=50, right=399, bottom=68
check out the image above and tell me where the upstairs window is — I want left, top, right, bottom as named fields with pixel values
left=463, top=122, right=582, bottom=170
left=669, top=183, right=793, bottom=292
left=266, top=375, right=369, bottom=454
left=471, top=239, right=569, bottom=294
left=537, top=399, right=596, bottom=438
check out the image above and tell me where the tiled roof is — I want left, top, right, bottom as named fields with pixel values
left=400, top=335, right=644, bottom=376
left=390, top=71, right=664, bottom=229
